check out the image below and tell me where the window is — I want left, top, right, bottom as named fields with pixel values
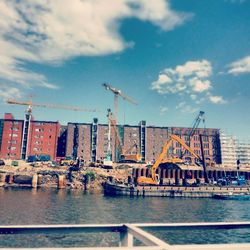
left=8, top=140, right=17, bottom=144
left=10, top=127, right=19, bottom=131
left=35, top=128, right=44, bottom=132
left=35, top=135, right=44, bottom=139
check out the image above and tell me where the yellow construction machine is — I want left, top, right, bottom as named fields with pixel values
left=120, top=142, right=142, bottom=162
left=137, top=134, right=202, bottom=185
left=108, top=112, right=142, bottom=163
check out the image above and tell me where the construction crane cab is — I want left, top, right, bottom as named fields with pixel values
left=137, top=134, right=202, bottom=185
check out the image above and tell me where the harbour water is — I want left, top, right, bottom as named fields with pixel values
left=0, top=187, right=250, bottom=247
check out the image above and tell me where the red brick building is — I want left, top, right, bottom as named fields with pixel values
left=27, top=120, right=60, bottom=160
left=0, top=113, right=60, bottom=160
left=0, top=113, right=221, bottom=164
left=0, top=113, right=23, bottom=160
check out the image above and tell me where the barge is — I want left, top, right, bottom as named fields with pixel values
left=104, top=181, right=250, bottom=198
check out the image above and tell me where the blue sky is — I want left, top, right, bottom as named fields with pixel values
left=0, top=0, right=250, bottom=139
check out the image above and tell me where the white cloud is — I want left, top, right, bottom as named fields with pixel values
left=188, top=78, right=211, bottom=93
left=151, top=60, right=212, bottom=95
left=175, top=60, right=212, bottom=78
left=0, top=83, right=22, bottom=100
left=151, top=59, right=227, bottom=105
left=224, top=0, right=246, bottom=4
left=0, top=0, right=191, bottom=99
left=228, top=56, right=250, bottom=75
left=176, top=102, right=198, bottom=113
left=209, top=95, right=227, bottom=104
left=159, top=106, right=169, bottom=115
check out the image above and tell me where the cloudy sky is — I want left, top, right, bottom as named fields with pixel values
left=0, top=0, right=250, bottom=139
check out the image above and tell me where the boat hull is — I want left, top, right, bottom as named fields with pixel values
left=103, top=181, right=250, bottom=198
left=213, top=193, right=250, bottom=200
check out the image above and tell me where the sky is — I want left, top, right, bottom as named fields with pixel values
left=0, top=0, right=250, bottom=139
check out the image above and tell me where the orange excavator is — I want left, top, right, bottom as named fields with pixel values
left=137, top=134, right=202, bottom=185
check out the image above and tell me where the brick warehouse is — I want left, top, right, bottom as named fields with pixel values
left=62, top=119, right=221, bottom=165
left=0, top=113, right=60, bottom=160
left=0, top=113, right=23, bottom=160
left=0, top=113, right=221, bottom=164
left=27, top=120, right=60, bottom=160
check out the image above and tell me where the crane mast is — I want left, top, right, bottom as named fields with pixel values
left=102, top=83, right=138, bottom=162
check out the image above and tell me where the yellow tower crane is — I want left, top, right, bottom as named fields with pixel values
left=6, top=99, right=99, bottom=160
left=7, top=99, right=99, bottom=114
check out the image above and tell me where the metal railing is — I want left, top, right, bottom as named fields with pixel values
left=0, top=222, right=250, bottom=249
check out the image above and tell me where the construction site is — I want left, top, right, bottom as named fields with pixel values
left=0, top=83, right=250, bottom=197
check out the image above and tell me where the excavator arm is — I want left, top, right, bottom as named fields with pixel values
left=137, top=137, right=173, bottom=185
left=171, top=134, right=201, bottom=161
left=137, top=134, right=202, bottom=185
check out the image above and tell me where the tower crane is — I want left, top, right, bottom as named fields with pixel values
left=102, top=83, right=137, bottom=122
left=186, top=111, right=209, bottom=183
left=6, top=99, right=99, bottom=160
left=106, top=109, right=141, bottom=163
left=7, top=99, right=99, bottom=114
left=189, top=111, right=205, bottom=139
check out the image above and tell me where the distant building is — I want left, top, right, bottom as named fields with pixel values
left=219, top=131, right=238, bottom=167
left=145, top=126, right=220, bottom=165
left=0, top=113, right=23, bottom=160
left=64, top=120, right=220, bottom=164
left=146, top=126, right=169, bottom=163
left=65, top=122, right=92, bottom=162
left=237, top=140, right=250, bottom=166
left=0, top=113, right=222, bottom=164
left=27, top=120, right=60, bottom=160
left=0, top=113, right=60, bottom=160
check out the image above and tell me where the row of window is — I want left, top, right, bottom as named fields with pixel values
left=9, top=127, right=19, bottom=131
left=33, top=147, right=51, bottom=152
left=7, top=146, right=16, bottom=151
left=9, top=133, right=18, bottom=137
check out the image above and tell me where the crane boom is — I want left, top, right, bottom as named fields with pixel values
left=189, top=111, right=205, bottom=137
left=7, top=99, right=99, bottom=112
left=102, top=83, right=137, bottom=105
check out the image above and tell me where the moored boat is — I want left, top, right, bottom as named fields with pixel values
left=213, top=192, right=250, bottom=200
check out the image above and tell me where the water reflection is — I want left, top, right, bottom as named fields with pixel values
left=0, top=188, right=250, bottom=246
